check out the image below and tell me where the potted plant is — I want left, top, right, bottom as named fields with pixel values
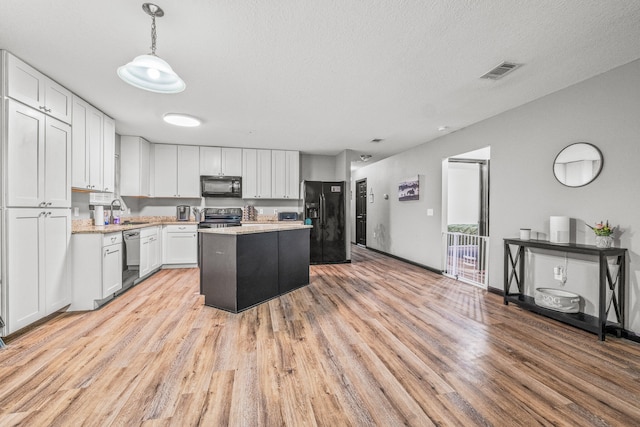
left=587, top=220, right=615, bottom=248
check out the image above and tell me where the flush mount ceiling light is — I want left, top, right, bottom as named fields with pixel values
left=163, top=113, right=201, bottom=127
left=117, top=3, right=186, bottom=94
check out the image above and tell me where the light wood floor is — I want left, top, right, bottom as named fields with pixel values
left=2, top=246, right=640, bottom=426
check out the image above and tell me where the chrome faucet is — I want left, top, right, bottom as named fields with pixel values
left=110, top=199, right=122, bottom=224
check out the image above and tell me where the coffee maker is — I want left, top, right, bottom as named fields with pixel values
left=176, top=205, right=190, bottom=221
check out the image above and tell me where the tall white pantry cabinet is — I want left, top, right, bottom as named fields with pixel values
left=1, top=50, right=101, bottom=336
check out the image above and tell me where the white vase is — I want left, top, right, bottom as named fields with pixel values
left=595, top=235, right=613, bottom=248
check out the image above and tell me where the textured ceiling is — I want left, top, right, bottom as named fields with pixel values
left=2, top=1, right=640, bottom=163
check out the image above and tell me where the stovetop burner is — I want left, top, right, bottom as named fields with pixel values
left=199, top=207, right=242, bottom=228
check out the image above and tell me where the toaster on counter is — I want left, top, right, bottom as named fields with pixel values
left=278, top=212, right=299, bottom=221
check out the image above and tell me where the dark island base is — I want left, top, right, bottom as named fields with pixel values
left=200, top=228, right=310, bottom=313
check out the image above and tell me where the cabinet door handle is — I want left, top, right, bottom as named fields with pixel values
left=46, top=108, right=52, bottom=113
left=46, top=202, right=52, bottom=206
left=39, top=202, right=46, bottom=207
left=39, top=105, right=46, bottom=110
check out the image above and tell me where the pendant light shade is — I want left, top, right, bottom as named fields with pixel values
left=117, top=3, right=186, bottom=94
left=117, top=54, right=185, bottom=93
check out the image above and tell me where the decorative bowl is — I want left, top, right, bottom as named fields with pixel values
left=534, top=288, right=581, bottom=313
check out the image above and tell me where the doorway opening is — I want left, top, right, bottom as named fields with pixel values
left=442, top=147, right=490, bottom=288
left=355, top=178, right=367, bottom=246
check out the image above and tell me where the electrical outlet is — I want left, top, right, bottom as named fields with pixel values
left=554, top=266, right=564, bottom=281
left=274, top=209, right=278, bottom=215
left=259, top=208, right=264, bottom=214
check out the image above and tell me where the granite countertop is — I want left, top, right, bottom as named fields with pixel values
left=199, top=223, right=312, bottom=235
left=72, top=216, right=198, bottom=234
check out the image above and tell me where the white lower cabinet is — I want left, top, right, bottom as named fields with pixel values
left=163, top=224, right=198, bottom=265
left=139, top=226, right=161, bottom=278
left=102, top=235, right=123, bottom=296
left=70, top=232, right=123, bottom=310
left=6, top=208, right=71, bottom=334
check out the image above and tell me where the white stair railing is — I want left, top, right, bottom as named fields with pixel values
left=442, top=232, right=489, bottom=288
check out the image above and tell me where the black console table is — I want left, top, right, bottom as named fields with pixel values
left=503, top=238, right=626, bottom=341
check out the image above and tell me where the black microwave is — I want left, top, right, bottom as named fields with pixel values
left=201, top=176, right=242, bottom=198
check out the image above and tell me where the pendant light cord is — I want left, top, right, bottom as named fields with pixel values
left=150, top=13, right=157, bottom=55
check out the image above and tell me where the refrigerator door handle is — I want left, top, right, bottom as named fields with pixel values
left=320, top=193, right=325, bottom=227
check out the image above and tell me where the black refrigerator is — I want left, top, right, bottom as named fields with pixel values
left=303, top=181, right=347, bottom=264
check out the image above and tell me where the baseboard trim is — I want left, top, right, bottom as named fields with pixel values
left=621, top=330, right=640, bottom=343
left=363, top=246, right=442, bottom=274
left=487, top=287, right=504, bottom=296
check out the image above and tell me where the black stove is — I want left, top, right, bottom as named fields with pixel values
left=198, top=207, right=242, bottom=229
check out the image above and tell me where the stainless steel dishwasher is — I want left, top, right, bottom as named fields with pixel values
left=122, top=230, right=141, bottom=291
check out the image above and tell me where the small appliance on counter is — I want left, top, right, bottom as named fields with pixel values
left=177, top=205, right=190, bottom=221
left=278, top=212, right=299, bottom=221
left=94, top=205, right=105, bottom=225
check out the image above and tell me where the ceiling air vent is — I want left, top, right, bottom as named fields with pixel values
left=370, top=138, right=384, bottom=143
left=480, top=61, right=522, bottom=80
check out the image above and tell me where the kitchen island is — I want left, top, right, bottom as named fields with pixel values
left=199, top=224, right=312, bottom=313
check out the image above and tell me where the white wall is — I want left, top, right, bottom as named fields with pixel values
left=301, top=154, right=336, bottom=181
left=353, top=58, right=640, bottom=333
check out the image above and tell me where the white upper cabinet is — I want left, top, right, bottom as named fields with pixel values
left=71, top=95, right=114, bottom=192
left=71, top=98, right=89, bottom=189
left=87, top=107, right=104, bottom=191
left=44, top=116, right=73, bottom=207
left=177, top=145, right=200, bottom=197
left=222, top=148, right=243, bottom=176
left=199, top=147, right=221, bottom=175
left=199, top=147, right=243, bottom=176
left=153, top=144, right=177, bottom=197
left=7, top=99, right=71, bottom=208
left=242, top=149, right=272, bottom=199
left=154, top=144, right=200, bottom=198
left=120, top=136, right=151, bottom=197
left=271, top=150, right=300, bottom=199
left=6, top=52, right=72, bottom=124
left=102, top=116, right=116, bottom=193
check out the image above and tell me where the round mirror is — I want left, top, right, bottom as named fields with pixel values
left=553, top=142, right=603, bottom=187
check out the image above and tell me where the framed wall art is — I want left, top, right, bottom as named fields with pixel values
left=398, top=176, right=419, bottom=201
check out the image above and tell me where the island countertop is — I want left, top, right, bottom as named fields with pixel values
left=199, top=223, right=312, bottom=235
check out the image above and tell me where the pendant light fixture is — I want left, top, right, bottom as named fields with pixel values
left=117, top=3, right=186, bottom=93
